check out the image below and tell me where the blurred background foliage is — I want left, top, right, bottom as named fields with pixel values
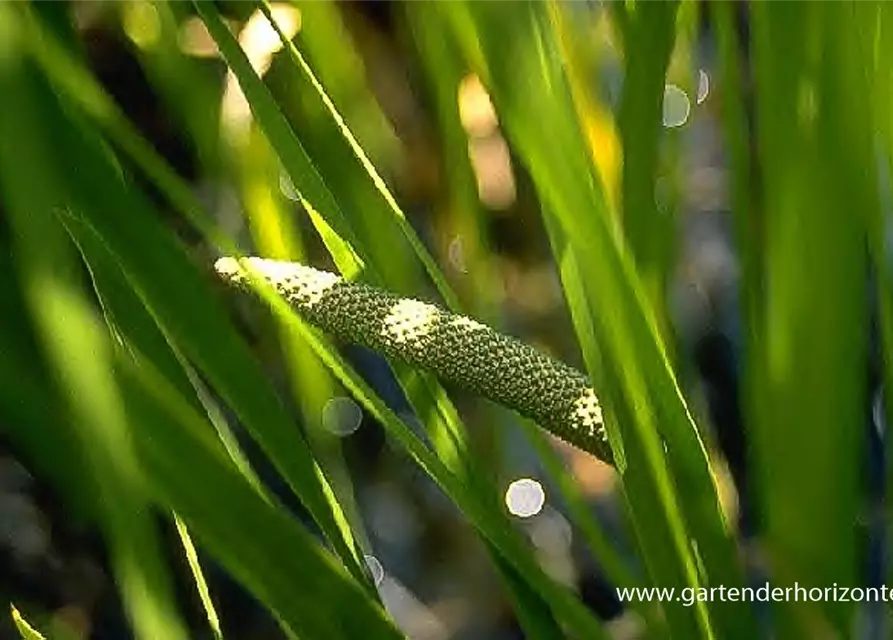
left=0, top=1, right=891, bottom=639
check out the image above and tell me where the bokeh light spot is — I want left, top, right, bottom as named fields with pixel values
left=178, top=17, right=219, bottom=58
left=279, top=171, right=299, bottom=201
left=458, top=74, right=498, bottom=137
left=448, top=236, right=467, bottom=274
left=364, top=554, right=385, bottom=586
left=873, top=390, right=886, bottom=437
left=697, top=69, right=710, bottom=105
left=505, top=478, right=546, bottom=518
left=469, top=135, right=517, bottom=210
left=240, top=4, right=302, bottom=75
left=528, top=508, right=573, bottom=552
left=662, top=84, right=690, bottom=128
left=322, top=396, right=363, bottom=436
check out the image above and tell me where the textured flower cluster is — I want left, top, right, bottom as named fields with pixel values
left=215, top=257, right=612, bottom=463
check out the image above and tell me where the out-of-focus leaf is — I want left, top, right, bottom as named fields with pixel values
left=748, top=3, right=874, bottom=634
left=0, top=21, right=189, bottom=638
left=13, top=1, right=370, bottom=589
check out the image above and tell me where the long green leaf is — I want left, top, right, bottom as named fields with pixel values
left=15, top=2, right=370, bottom=589
left=749, top=3, right=874, bottom=634
left=0, top=22, right=189, bottom=637
left=116, top=351, right=402, bottom=639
